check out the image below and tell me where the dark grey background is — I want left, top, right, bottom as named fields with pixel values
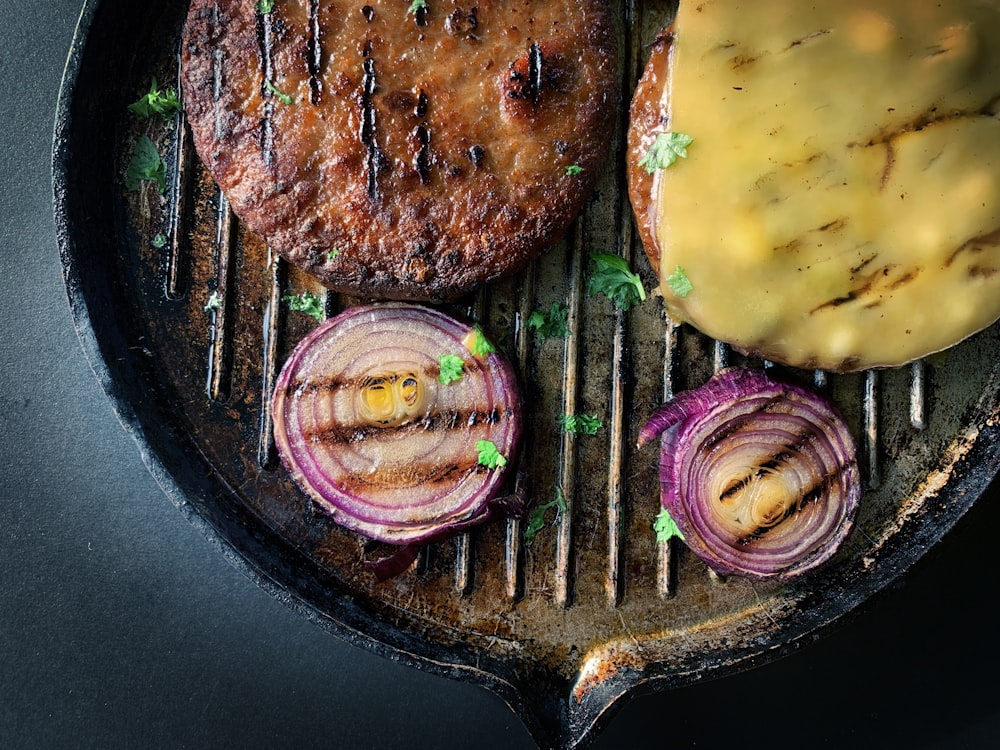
left=3, top=1, right=999, bottom=748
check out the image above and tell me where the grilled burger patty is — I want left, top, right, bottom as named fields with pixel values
left=628, top=0, right=1000, bottom=371
left=181, top=0, right=617, bottom=302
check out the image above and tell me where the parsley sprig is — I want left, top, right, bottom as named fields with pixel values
left=128, top=77, right=181, bottom=119
left=527, top=302, right=570, bottom=342
left=654, top=508, right=684, bottom=543
left=586, top=253, right=646, bottom=311
left=523, top=489, right=567, bottom=546
left=559, top=413, right=602, bottom=435
left=438, top=354, right=464, bottom=384
left=639, top=131, right=694, bottom=173
left=666, top=265, right=694, bottom=298
left=283, top=291, right=325, bottom=321
left=476, top=440, right=507, bottom=470
left=126, top=136, right=166, bottom=194
left=468, top=325, right=497, bottom=357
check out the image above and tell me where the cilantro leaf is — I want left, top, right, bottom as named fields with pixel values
left=639, top=131, right=694, bottom=174
left=666, top=265, right=693, bottom=298
left=265, top=79, right=294, bottom=105
left=654, top=508, right=684, bottom=543
left=586, top=252, right=646, bottom=311
left=523, top=489, right=567, bottom=546
left=256, top=0, right=275, bottom=12
left=527, top=302, right=570, bottom=342
left=565, top=164, right=583, bottom=176
left=408, top=0, right=428, bottom=13
left=468, top=325, right=497, bottom=357
left=151, top=233, right=168, bottom=249
left=125, top=136, right=166, bottom=194
left=476, top=439, right=508, bottom=470
left=559, top=413, right=602, bottom=435
left=283, top=291, right=325, bottom=321
left=326, top=248, right=340, bottom=261
left=438, top=353, right=464, bottom=384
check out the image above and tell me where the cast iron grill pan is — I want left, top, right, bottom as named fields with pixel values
left=53, top=1, right=1000, bottom=747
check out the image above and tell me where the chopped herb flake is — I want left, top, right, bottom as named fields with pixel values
left=151, top=233, right=168, bottom=249
left=476, top=439, right=507, bottom=470
left=204, top=291, right=222, bottom=312
left=408, top=0, right=428, bottom=13
left=526, top=302, right=570, bottom=341
left=256, top=0, right=275, bottom=13
left=468, top=325, right=497, bottom=357
left=565, top=164, right=584, bottom=176
left=128, top=77, right=181, bottom=119
left=265, top=79, right=294, bottom=105
left=639, top=131, right=694, bottom=173
left=559, top=413, right=602, bottom=435
left=125, top=136, right=166, bottom=194
left=438, top=353, right=465, bottom=384
left=524, top=489, right=567, bottom=546
left=586, top=252, right=646, bottom=311
left=667, top=265, right=694, bottom=298
left=654, top=508, right=684, bottom=543
left=326, top=248, right=341, bottom=261
left=283, top=291, right=325, bottom=321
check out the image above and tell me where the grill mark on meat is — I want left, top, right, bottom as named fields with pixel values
left=256, top=10, right=276, bottom=165
left=360, top=56, right=386, bottom=201
left=303, top=406, right=515, bottom=444
left=414, top=124, right=432, bottom=185
left=306, top=0, right=323, bottom=105
left=736, top=459, right=853, bottom=546
left=182, top=0, right=616, bottom=302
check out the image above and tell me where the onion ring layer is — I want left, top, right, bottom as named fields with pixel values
left=639, top=368, right=860, bottom=579
left=272, top=303, right=522, bottom=545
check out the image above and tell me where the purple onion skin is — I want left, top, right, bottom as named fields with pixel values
left=272, top=303, right=522, bottom=551
left=640, top=368, right=861, bottom=580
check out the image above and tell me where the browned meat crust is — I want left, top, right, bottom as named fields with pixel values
left=625, top=28, right=672, bottom=274
left=181, top=0, right=618, bottom=302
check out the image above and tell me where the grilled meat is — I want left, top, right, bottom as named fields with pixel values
left=181, top=0, right=618, bottom=302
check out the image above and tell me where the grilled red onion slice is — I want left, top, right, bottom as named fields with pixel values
left=638, top=368, right=860, bottom=580
left=272, top=303, right=522, bottom=546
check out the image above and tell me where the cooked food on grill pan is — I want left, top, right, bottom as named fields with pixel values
left=639, top=368, right=860, bottom=580
left=628, top=0, right=1000, bottom=371
left=271, top=303, right=522, bottom=577
left=181, top=0, right=617, bottom=302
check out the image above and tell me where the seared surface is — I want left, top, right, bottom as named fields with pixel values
left=181, top=0, right=617, bottom=302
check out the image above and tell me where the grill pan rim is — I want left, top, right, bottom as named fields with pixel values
left=51, top=0, right=1000, bottom=748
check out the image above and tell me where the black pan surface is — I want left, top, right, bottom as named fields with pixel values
left=40, top=0, right=1000, bottom=747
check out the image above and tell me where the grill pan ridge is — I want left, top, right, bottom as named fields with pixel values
left=53, top=1, right=1000, bottom=748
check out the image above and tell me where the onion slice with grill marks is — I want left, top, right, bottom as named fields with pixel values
left=638, top=368, right=860, bottom=580
left=272, top=303, right=522, bottom=548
